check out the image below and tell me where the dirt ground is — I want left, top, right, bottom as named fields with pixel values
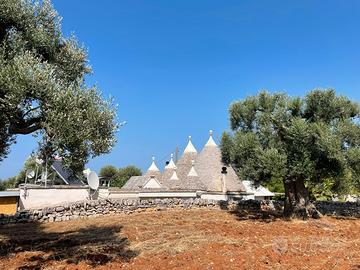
left=0, top=208, right=359, bottom=270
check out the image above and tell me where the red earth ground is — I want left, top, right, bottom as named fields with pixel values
left=0, top=208, right=359, bottom=270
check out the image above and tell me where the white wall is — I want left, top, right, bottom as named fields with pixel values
left=139, top=191, right=197, bottom=198
left=19, top=187, right=90, bottom=210
left=19, top=187, right=255, bottom=209
left=241, top=194, right=255, bottom=200
left=108, top=192, right=139, bottom=199
left=98, top=188, right=110, bottom=199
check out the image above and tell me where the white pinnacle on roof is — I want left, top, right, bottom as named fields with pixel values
left=205, top=130, right=217, bottom=147
left=147, top=156, right=160, bottom=172
left=165, top=154, right=176, bottom=169
left=187, top=160, right=198, bottom=177
left=184, top=136, right=197, bottom=153
left=170, top=168, right=179, bottom=180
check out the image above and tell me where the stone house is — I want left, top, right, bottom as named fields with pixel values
left=122, top=131, right=253, bottom=200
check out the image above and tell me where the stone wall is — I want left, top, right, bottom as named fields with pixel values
left=315, top=201, right=360, bottom=217
left=0, top=198, right=223, bottom=224
left=1, top=198, right=360, bottom=224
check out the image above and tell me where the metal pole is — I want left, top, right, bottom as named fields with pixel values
left=175, top=147, right=179, bottom=164
left=35, top=165, right=39, bottom=183
left=45, top=157, right=47, bottom=188
left=52, top=171, right=56, bottom=186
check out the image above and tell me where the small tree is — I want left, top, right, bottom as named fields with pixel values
left=0, top=0, right=117, bottom=172
left=99, top=165, right=141, bottom=188
left=114, top=166, right=142, bottom=188
left=0, top=176, right=18, bottom=189
left=220, top=132, right=234, bottom=165
left=99, top=165, right=118, bottom=182
left=221, top=90, right=360, bottom=219
left=0, top=180, right=5, bottom=191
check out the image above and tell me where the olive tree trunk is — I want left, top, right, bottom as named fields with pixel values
left=283, top=179, right=322, bottom=219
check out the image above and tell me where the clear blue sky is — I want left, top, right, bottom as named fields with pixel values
left=1, top=0, right=360, bottom=179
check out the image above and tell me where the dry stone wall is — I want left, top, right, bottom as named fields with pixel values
left=0, top=198, right=360, bottom=224
left=314, top=201, right=360, bottom=217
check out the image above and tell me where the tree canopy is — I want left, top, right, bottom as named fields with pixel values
left=100, top=165, right=142, bottom=188
left=221, top=90, right=360, bottom=219
left=0, top=0, right=117, bottom=172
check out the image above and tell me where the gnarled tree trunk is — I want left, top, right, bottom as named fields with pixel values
left=284, top=179, right=321, bottom=219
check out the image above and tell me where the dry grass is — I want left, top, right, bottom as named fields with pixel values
left=0, top=208, right=360, bottom=269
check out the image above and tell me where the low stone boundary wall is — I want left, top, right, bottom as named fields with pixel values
left=315, top=201, right=360, bottom=217
left=1, top=199, right=360, bottom=224
left=1, top=198, right=226, bottom=224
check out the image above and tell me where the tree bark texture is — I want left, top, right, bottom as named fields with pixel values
left=284, top=179, right=322, bottom=219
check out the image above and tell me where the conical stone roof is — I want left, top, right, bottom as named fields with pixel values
left=187, top=160, right=198, bottom=177
left=162, top=167, right=182, bottom=189
left=122, top=130, right=246, bottom=193
left=182, top=160, right=206, bottom=190
left=183, top=136, right=197, bottom=153
left=122, top=175, right=169, bottom=190
left=144, top=156, right=161, bottom=179
left=195, top=131, right=246, bottom=192
left=162, top=154, right=176, bottom=181
left=165, top=154, right=176, bottom=169
left=176, top=136, right=198, bottom=182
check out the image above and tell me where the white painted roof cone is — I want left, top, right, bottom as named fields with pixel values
left=184, top=135, right=197, bottom=153
left=205, top=130, right=217, bottom=147
left=147, top=156, right=160, bottom=172
left=187, top=160, right=198, bottom=177
left=165, top=153, right=176, bottom=169
left=170, top=167, right=179, bottom=180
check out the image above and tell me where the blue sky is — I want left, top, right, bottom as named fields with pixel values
left=1, top=0, right=360, bottom=179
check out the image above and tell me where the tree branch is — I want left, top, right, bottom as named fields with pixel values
left=8, top=117, right=42, bottom=135
left=8, top=122, right=41, bottom=135
left=0, top=23, right=7, bottom=44
left=23, top=106, right=41, bottom=117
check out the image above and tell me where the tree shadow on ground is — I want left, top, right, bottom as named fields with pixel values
left=0, top=221, right=138, bottom=268
left=218, top=200, right=283, bottom=223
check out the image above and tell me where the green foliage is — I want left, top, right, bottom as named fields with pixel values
left=100, top=165, right=142, bottom=188
left=99, top=165, right=118, bottom=180
left=0, top=180, right=5, bottom=191
left=220, top=132, right=233, bottom=165
left=264, top=178, right=285, bottom=193
left=0, top=0, right=117, bottom=172
left=114, top=166, right=142, bottom=188
left=223, top=89, right=360, bottom=199
left=307, top=173, right=359, bottom=201
left=0, top=176, right=19, bottom=189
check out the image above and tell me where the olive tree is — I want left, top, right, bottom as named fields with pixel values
left=221, top=90, right=360, bottom=219
left=114, top=166, right=142, bottom=188
left=100, top=165, right=142, bottom=188
left=0, top=0, right=117, bottom=172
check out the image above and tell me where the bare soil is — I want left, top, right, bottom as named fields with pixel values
left=0, top=208, right=359, bottom=270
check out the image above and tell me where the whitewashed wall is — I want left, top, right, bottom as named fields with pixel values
left=200, top=193, right=228, bottom=201
left=19, top=187, right=90, bottom=210
left=18, top=186, right=252, bottom=210
left=138, top=191, right=197, bottom=198
left=108, top=192, right=139, bottom=199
